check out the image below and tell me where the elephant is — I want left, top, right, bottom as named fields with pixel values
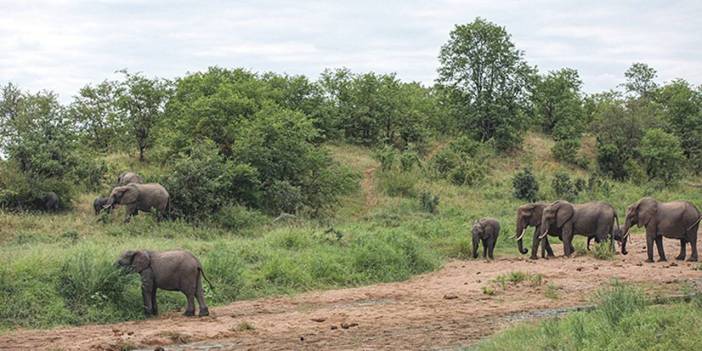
left=539, top=200, right=625, bottom=257
left=40, top=192, right=59, bottom=212
left=515, top=202, right=564, bottom=259
left=93, top=196, right=112, bottom=215
left=116, top=250, right=212, bottom=317
left=117, top=172, right=143, bottom=186
left=472, top=218, right=500, bottom=259
left=105, top=183, right=169, bottom=223
left=622, top=197, right=699, bottom=262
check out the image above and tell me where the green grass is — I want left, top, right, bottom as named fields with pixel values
left=4, top=135, right=702, bottom=332
left=470, top=282, right=702, bottom=351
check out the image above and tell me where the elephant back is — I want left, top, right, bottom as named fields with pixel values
left=135, top=183, right=170, bottom=211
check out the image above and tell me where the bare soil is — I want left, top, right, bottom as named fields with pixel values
left=1, top=236, right=700, bottom=351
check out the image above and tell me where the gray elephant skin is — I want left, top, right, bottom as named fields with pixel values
left=622, top=197, right=699, bottom=262
left=105, top=183, right=169, bottom=223
left=93, top=196, right=112, bottom=215
left=116, top=250, right=212, bottom=317
left=472, top=218, right=500, bottom=259
left=539, top=200, right=624, bottom=257
left=117, top=171, right=144, bottom=186
left=41, top=192, right=59, bottom=212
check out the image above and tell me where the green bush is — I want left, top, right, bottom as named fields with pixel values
left=639, top=128, right=685, bottom=185
left=373, top=145, right=397, bottom=171
left=400, top=150, right=420, bottom=172
left=552, top=171, right=579, bottom=201
left=552, top=139, right=580, bottom=164
left=214, top=205, right=267, bottom=232
left=419, top=191, right=440, bottom=213
left=512, top=168, right=539, bottom=202
left=378, top=170, right=417, bottom=197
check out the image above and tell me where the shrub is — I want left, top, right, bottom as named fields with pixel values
left=378, top=171, right=417, bottom=197
left=552, top=139, right=580, bottom=164
left=400, top=150, right=420, bottom=172
left=594, top=281, right=646, bottom=326
left=373, top=145, right=397, bottom=171
left=263, top=180, right=304, bottom=214
left=419, top=191, right=440, bottom=214
left=552, top=171, right=578, bottom=201
left=592, top=241, right=614, bottom=260
left=638, top=128, right=685, bottom=185
left=512, top=168, right=539, bottom=202
left=214, top=205, right=267, bottom=232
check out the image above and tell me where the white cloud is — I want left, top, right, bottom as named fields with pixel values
left=0, top=0, right=700, bottom=102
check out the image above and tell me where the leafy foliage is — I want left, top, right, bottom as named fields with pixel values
left=512, top=168, right=539, bottom=202
left=638, top=128, right=685, bottom=185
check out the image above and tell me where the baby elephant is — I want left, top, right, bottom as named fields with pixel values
left=93, top=196, right=112, bottom=215
left=116, top=250, right=213, bottom=317
left=472, top=218, right=500, bottom=259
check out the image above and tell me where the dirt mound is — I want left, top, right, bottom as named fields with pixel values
left=1, top=236, right=700, bottom=351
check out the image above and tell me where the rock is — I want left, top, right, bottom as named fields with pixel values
left=330, top=325, right=338, bottom=330
left=154, top=347, right=165, bottom=351
left=476, top=272, right=481, bottom=275
left=443, top=294, right=458, bottom=300
left=127, top=331, right=134, bottom=336
left=635, top=263, right=643, bottom=266
left=670, top=262, right=678, bottom=267
left=340, top=322, right=358, bottom=329
left=576, top=267, right=583, bottom=272
left=593, top=266, right=599, bottom=270
left=300, top=336, right=305, bottom=341
left=311, top=317, right=326, bottom=322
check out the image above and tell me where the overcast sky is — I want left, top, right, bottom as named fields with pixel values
left=1, top=0, right=701, bottom=102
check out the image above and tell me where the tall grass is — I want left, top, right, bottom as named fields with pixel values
left=470, top=282, right=702, bottom=351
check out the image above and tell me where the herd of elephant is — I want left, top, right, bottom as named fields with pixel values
left=472, top=198, right=701, bottom=263
left=93, top=172, right=170, bottom=223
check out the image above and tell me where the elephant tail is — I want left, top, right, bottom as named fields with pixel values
left=199, top=267, right=215, bottom=291
left=687, top=216, right=702, bottom=231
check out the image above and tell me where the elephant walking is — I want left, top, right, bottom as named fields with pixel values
left=93, top=196, right=112, bottom=215
left=116, top=250, right=212, bottom=317
left=105, top=183, right=169, bottom=223
left=472, top=218, right=500, bottom=259
left=515, top=202, right=563, bottom=259
left=622, top=197, right=699, bottom=262
left=539, top=200, right=625, bottom=257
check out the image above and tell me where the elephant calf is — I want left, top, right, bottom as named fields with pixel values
left=93, top=196, right=112, bottom=215
left=472, top=218, right=500, bottom=259
left=116, top=249, right=213, bottom=317
left=40, top=192, right=59, bottom=212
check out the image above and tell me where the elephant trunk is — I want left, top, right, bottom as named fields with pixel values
left=515, top=220, right=528, bottom=255
left=621, top=234, right=628, bottom=255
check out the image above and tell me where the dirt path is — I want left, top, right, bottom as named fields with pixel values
left=2, top=236, right=701, bottom=351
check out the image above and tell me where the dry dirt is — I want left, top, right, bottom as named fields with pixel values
left=1, top=236, right=700, bottom=351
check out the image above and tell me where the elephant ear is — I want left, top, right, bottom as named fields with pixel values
left=132, top=251, right=151, bottom=273
left=556, top=202, right=574, bottom=228
left=637, top=199, right=657, bottom=227
left=120, top=185, right=139, bottom=204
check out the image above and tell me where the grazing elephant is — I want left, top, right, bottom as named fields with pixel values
left=116, top=250, right=212, bottom=317
left=539, top=200, right=624, bottom=257
left=622, top=197, right=699, bottom=262
left=515, top=202, right=562, bottom=259
left=41, top=192, right=59, bottom=212
left=472, top=218, right=500, bottom=259
left=93, top=196, right=112, bottom=215
left=105, top=183, right=169, bottom=223
left=117, top=172, right=143, bottom=186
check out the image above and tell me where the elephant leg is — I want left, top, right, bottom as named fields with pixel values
left=151, top=287, right=158, bottom=316
left=140, top=274, right=155, bottom=316
left=562, top=227, right=574, bottom=257
left=196, top=277, right=209, bottom=317
left=687, top=233, right=698, bottom=262
left=124, top=205, right=138, bottom=223
left=472, top=237, right=479, bottom=259
left=655, top=236, right=666, bottom=262
left=183, top=290, right=196, bottom=317
left=487, top=237, right=496, bottom=259
left=676, top=239, right=687, bottom=260
left=544, top=237, right=555, bottom=258
left=587, top=236, right=592, bottom=251
left=645, top=228, right=656, bottom=263
left=530, top=231, right=540, bottom=260
left=482, top=238, right=488, bottom=258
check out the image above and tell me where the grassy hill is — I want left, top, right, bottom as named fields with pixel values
left=1, top=132, right=702, bottom=331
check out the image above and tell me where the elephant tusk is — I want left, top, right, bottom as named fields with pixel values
left=538, top=231, right=548, bottom=239
left=515, top=229, right=526, bottom=241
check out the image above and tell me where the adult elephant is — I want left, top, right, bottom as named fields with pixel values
left=40, top=192, right=59, bottom=212
left=515, top=202, right=562, bottom=259
left=622, top=197, right=699, bottom=262
left=105, top=183, right=169, bottom=223
left=116, top=249, right=212, bottom=317
left=539, top=200, right=624, bottom=257
left=117, top=172, right=143, bottom=186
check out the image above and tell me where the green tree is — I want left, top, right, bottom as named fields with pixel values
left=532, top=68, right=584, bottom=139
left=437, top=18, right=535, bottom=150
left=656, top=79, right=702, bottom=172
left=512, top=168, right=539, bottom=202
left=115, top=70, right=171, bottom=161
left=623, top=63, right=658, bottom=99
left=638, top=128, right=685, bottom=185
left=68, top=80, right=123, bottom=151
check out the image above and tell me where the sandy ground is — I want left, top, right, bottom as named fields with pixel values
left=1, top=236, right=700, bottom=351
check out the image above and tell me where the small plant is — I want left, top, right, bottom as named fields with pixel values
left=482, top=286, right=495, bottom=296
left=493, top=271, right=529, bottom=289
left=419, top=191, right=440, bottom=214
left=594, top=280, right=646, bottom=326
left=512, top=168, right=539, bottom=202
left=592, top=240, right=614, bottom=260
left=695, top=263, right=702, bottom=271
left=528, top=273, right=544, bottom=287
left=545, top=283, right=560, bottom=299
left=552, top=171, right=579, bottom=201
left=400, top=150, right=420, bottom=172
left=233, top=321, right=256, bottom=331
left=158, top=331, right=192, bottom=344
left=373, top=145, right=397, bottom=171
left=378, top=171, right=417, bottom=197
